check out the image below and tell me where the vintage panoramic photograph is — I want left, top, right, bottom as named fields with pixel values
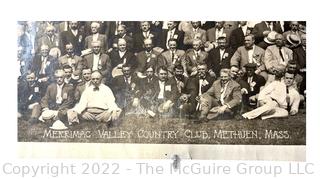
left=17, top=21, right=306, bottom=145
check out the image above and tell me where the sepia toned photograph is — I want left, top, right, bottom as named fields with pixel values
left=17, top=21, right=306, bottom=146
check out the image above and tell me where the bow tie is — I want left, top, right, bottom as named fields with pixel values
left=246, top=46, right=253, bottom=50
left=93, top=87, right=99, bottom=91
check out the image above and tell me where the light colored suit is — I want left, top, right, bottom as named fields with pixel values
left=200, top=79, right=241, bottom=118
left=183, top=28, right=206, bottom=46
left=230, top=45, right=267, bottom=79
left=158, top=50, right=186, bottom=74
left=58, top=54, right=83, bottom=72
left=184, top=49, right=208, bottom=74
left=264, top=45, right=293, bottom=71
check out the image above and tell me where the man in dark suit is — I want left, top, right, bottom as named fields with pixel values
left=35, top=25, right=60, bottom=54
left=199, top=68, right=241, bottom=122
left=182, top=63, right=215, bottom=118
left=111, top=65, right=140, bottom=110
left=229, top=21, right=252, bottom=51
left=251, top=21, right=283, bottom=44
left=293, top=34, right=306, bottom=95
left=135, top=38, right=162, bottom=78
left=109, top=24, right=134, bottom=52
left=82, top=41, right=112, bottom=84
left=74, top=68, right=92, bottom=103
left=136, top=66, right=178, bottom=118
left=31, top=44, right=59, bottom=97
left=39, top=69, right=74, bottom=123
left=241, top=63, right=266, bottom=113
left=133, top=21, right=160, bottom=53
left=18, top=71, right=42, bottom=123
left=207, top=35, right=234, bottom=78
left=60, top=21, right=85, bottom=56
left=109, top=38, right=137, bottom=75
left=184, top=39, right=208, bottom=76
left=159, top=21, right=185, bottom=50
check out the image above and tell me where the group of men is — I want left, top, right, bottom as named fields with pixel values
left=17, top=21, right=306, bottom=127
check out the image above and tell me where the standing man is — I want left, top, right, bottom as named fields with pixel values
left=183, top=21, right=206, bottom=50
left=160, top=21, right=185, bottom=50
left=184, top=39, right=208, bottom=77
left=133, top=21, right=160, bottom=53
left=85, top=22, right=108, bottom=53
left=60, top=21, right=85, bottom=56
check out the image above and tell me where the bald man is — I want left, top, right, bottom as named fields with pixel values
left=68, top=71, right=122, bottom=125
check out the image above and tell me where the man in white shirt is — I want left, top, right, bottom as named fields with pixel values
left=68, top=71, right=122, bottom=125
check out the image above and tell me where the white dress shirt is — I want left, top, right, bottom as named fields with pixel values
left=56, top=84, right=64, bottom=104
left=73, top=84, right=119, bottom=114
left=247, top=45, right=255, bottom=63
left=92, top=54, right=100, bottom=71
left=219, top=49, right=225, bottom=60
left=158, top=81, right=165, bottom=99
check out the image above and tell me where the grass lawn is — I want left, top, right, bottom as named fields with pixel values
left=18, top=110, right=305, bottom=145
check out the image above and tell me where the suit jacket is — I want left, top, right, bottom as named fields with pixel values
left=150, top=77, right=179, bottom=103
left=136, top=50, right=161, bottom=73
left=18, top=81, right=41, bottom=111
left=158, top=49, right=186, bottom=73
left=185, top=74, right=215, bottom=98
left=84, top=34, right=108, bottom=53
left=110, top=34, right=134, bottom=52
left=293, top=46, right=306, bottom=70
left=32, top=55, right=59, bottom=78
left=133, top=30, right=160, bottom=53
left=207, top=48, right=234, bottom=77
left=183, top=28, right=206, bottom=48
left=109, top=50, right=137, bottom=69
left=82, top=53, right=111, bottom=78
left=206, top=27, right=231, bottom=44
left=242, top=74, right=266, bottom=96
left=58, top=54, right=83, bottom=72
left=74, top=81, right=88, bottom=102
left=36, top=34, right=60, bottom=53
left=159, top=28, right=185, bottom=50
left=111, top=74, right=140, bottom=95
left=60, top=30, right=85, bottom=56
left=264, top=45, right=293, bottom=71
left=251, top=21, right=283, bottom=44
left=40, top=83, right=74, bottom=110
left=204, top=79, right=241, bottom=108
left=230, top=45, right=266, bottom=72
left=184, top=49, right=208, bottom=74
left=229, top=27, right=246, bottom=51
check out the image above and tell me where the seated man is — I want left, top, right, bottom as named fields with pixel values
left=111, top=64, right=140, bottom=111
left=199, top=68, right=241, bottom=122
left=242, top=68, right=296, bottom=120
left=241, top=63, right=266, bottom=113
left=38, top=69, right=74, bottom=124
left=74, top=68, right=92, bottom=102
left=181, top=63, right=215, bottom=118
left=68, top=71, right=122, bottom=125
left=134, top=66, right=178, bottom=118
left=18, top=71, right=42, bottom=123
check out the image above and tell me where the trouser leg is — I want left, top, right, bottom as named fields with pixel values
left=242, top=100, right=278, bottom=119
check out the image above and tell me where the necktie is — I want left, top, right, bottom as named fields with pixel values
left=279, top=47, right=285, bottom=62
left=93, top=87, right=99, bottom=91
left=286, top=87, right=291, bottom=111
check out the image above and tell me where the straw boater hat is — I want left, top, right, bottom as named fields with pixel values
left=264, top=31, right=278, bottom=44
left=42, top=110, right=56, bottom=120
left=286, top=34, right=301, bottom=47
left=49, top=120, right=68, bottom=130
